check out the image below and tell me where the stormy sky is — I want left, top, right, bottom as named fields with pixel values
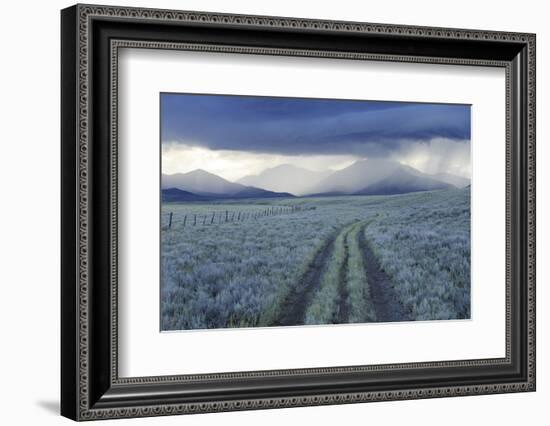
left=161, top=93, right=471, bottom=182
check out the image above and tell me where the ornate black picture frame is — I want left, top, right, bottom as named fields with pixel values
left=61, top=4, right=536, bottom=421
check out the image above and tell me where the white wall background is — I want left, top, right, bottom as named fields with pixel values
left=0, top=0, right=546, bottom=424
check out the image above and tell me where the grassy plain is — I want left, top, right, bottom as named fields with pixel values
left=160, top=188, right=470, bottom=330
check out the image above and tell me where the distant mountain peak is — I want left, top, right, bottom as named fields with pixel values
left=269, top=164, right=304, bottom=171
left=185, top=168, right=217, bottom=176
left=306, top=159, right=454, bottom=196
left=237, top=164, right=331, bottom=196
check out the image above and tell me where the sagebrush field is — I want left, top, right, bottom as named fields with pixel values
left=160, top=187, right=470, bottom=330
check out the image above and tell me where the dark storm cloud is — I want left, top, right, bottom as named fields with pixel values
left=161, top=93, right=471, bottom=156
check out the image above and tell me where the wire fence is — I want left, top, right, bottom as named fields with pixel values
left=162, top=205, right=316, bottom=229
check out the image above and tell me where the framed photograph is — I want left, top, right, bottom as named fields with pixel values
left=61, top=4, right=536, bottom=421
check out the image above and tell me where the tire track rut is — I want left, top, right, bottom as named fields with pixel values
left=272, top=227, right=341, bottom=326
left=334, top=228, right=351, bottom=324
left=358, top=225, right=412, bottom=322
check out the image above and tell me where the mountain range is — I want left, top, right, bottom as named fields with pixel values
left=162, top=160, right=469, bottom=201
left=161, top=169, right=293, bottom=201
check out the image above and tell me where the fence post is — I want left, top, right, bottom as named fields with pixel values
left=168, top=212, right=173, bottom=228
left=194, top=214, right=197, bottom=226
left=183, top=215, right=187, bottom=227
left=211, top=212, right=215, bottom=224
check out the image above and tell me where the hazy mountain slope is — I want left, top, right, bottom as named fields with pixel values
left=307, top=159, right=454, bottom=196
left=238, top=164, right=331, bottom=196
left=354, top=167, right=454, bottom=195
left=307, top=159, right=400, bottom=194
left=162, top=169, right=293, bottom=199
left=231, top=186, right=293, bottom=198
left=428, top=172, right=470, bottom=188
left=162, top=169, right=244, bottom=195
left=161, top=188, right=209, bottom=202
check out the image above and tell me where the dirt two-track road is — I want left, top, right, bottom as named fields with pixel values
left=272, top=219, right=412, bottom=327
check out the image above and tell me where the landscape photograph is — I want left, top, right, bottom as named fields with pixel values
left=160, top=93, right=471, bottom=331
